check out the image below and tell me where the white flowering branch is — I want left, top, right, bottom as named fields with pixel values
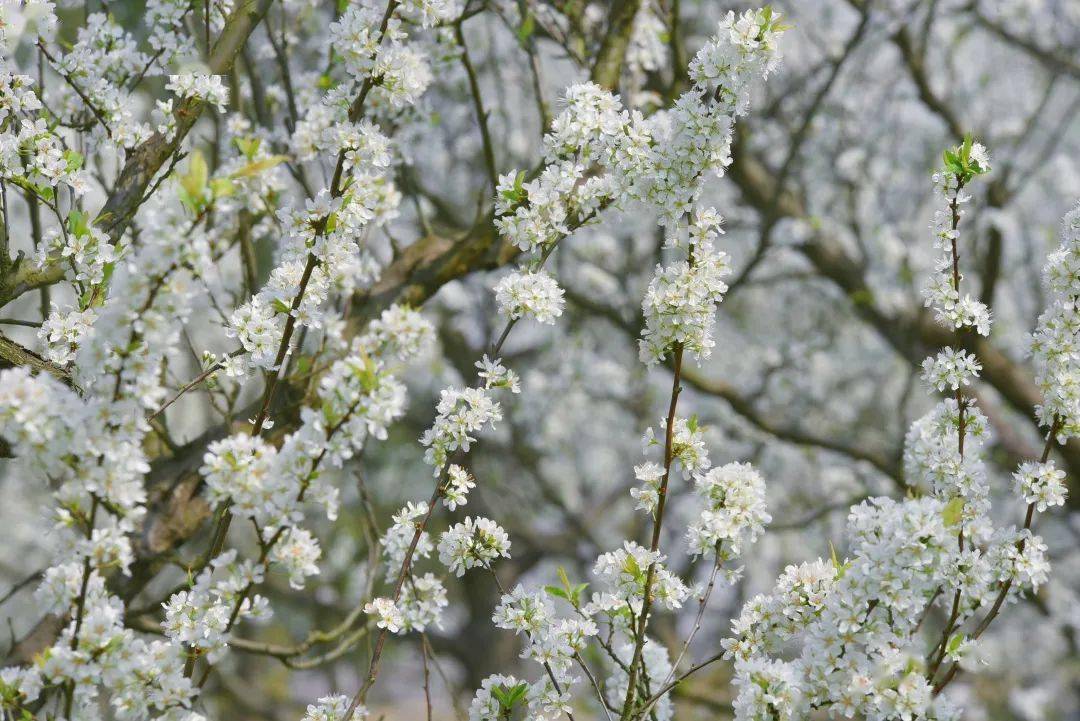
left=0, top=3, right=1075, bottom=721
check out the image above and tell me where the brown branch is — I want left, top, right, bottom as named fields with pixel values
left=563, top=288, right=904, bottom=484
left=590, top=0, right=642, bottom=90
left=971, top=10, right=1080, bottom=82
left=0, top=332, right=72, bottom=384
left=349, top=218, right=512, bottom=327
left=892, top=25, right=964, bottom=139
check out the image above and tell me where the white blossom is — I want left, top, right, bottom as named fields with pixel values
left=365, top=597, right=405, bottom=634
left=494, top=269, right=565, bottom=325
left=304, top=694, right=368, bottom=721
left=438, top=517, right=512, bottom=576
left=442, top=464, right=476, bottom=511
left=1013, top=460, right=1067, bottom=511
left=166, top=72, right=230, bottom=111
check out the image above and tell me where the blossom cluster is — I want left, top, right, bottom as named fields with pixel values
left=686, top=462, right=771, bottom=558
left=186, top=306, right=434, bottom=659
left=162, top=551, right=270, bottom=661
left=0, top=171, right=231, bottom=718
left=0, top=0, right=454, bottom=715
left=166, top=73, right=230, bottom=112
left=921, top=140, right=993, bottom=336
left=456, top=10, right=786, bottom=719
left=489, top=7, right=785, bottom=367
left=494, top=269, right=565, bottom=324
left=39, top=6, right=208, bottom=146
left=1030, top=204, right=1080, bottom=439
left=639, top=208, right=732, bottom=364
left=721, top=145, right=1069, bottom=721
left=0, top=0, right=1070, bottom=719
left=229, top=0, right=457, bottom=373
left=0, top=71, right=90, bottom=196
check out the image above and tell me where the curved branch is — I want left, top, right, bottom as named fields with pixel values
left=971, top=10, right=1080, bottom=82
left=0, top=333, right=71, bottom=384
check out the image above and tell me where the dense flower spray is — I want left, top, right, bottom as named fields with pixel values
left=0, top=1, right=1073, bottom=720
left=0, top=0, right=449, bottom=717
left=720, top=141, right=1073, bottom=721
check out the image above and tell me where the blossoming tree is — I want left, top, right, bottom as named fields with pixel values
left=0, top=0, right=1076, bottom=720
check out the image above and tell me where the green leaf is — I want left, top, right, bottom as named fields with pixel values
left=179, top=151, right=209, bottom=211
left=499, top=170, right=528, bottom=207
left=943, top=149, right=963, bottom=176
left=210, top=177, right=235, bottom=198
left=946, top=633, right=965, bottom=656
left=232, top=155, right=289, bottom=178
left=321, top=400, right=339, bottom=425
left=760, top=5, right=792, bottom=33
left=492, top=681, right=529, bottom=711
left=850, top=288, right=875, bottom=307
left=829, top=542, right=844, bottom=575
left=178, top=189, right=194, bottom=213
left=505, top=682, right=529, bottom=706
left=544, top=585, right=569, bottom=600
left=942, top=497, right=965, bottom=527
left=63, top=149, right=84, bottom=172
left=67, top=209, right=89, bottom=237
left=828, top=540, right=850, bottom=578
left=343, top=351, right=379, bottom=391
left=184, top=151, right=208, bottom=195
left=271, top=298, right=292, bottom=314
left=233, top=136, right=262, bottom=160
left=491, top=686, right=510, bottom=708
left=516, top=11, right=535, bottom=44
